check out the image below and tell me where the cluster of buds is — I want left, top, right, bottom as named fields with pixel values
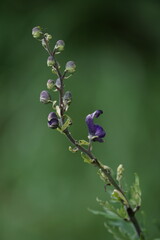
left=32, top=26, right=76, bottom=130
left=32, top=26, right=106, bottom=143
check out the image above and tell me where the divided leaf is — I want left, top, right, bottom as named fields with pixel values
left=81, top=152, right=93, bottom=164
left=78, top=140, right=90, bottom=146
left=69, top=146, right=78, bottom=153
left=104, top=222, right=135, bottom=240
left=130, top=173, right=141, bottom=209
left=61, top=115, right=72, bottom=132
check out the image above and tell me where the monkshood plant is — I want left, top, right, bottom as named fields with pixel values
left=32, top=26, right=158, bottom=240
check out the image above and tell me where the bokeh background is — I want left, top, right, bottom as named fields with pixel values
left=0, top=0, right=160, bottom=239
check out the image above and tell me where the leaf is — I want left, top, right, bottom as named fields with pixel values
left=52, top=101, right=57, bottom=109
left=56, top=105, right=61, bottom=117
left=96, top=198, right=120, bottom=219
left=104, top=222, right=134, bottom=240
left=89, top=208, right=119, bottom=220
left=112, top=190, right=129, bottom=207
left=69, top=146, right=78, bottom=153
left=116, top=164, right=124, bottom=182
left=81, top=152, right=93, bottom=164
left=61, top=115, right=72, bottom=132
left=130, top=173, right=141, bottom=209
left=97, top=169, right=110, bottom=185
left=78, top=140, right=89, bottom=146
left=56, top=127, right=64, bottom=134
left=116, top=206, right=129, bottom=220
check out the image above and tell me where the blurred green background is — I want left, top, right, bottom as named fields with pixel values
left=0, top=0, right=160, bottom=239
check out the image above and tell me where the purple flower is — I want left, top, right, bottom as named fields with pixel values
left=48, top=112, right=59, bottom=129
left=85, top=110, right=106, bottom=142
left=40, top=90, right=51, bottom=104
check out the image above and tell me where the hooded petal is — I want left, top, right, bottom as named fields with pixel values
left=95, top=125, right=106, bottom=138
left=48, top=112, right=59, bottom=129
left=85, top=110, right=106, bottom=142
left=85, top=114, right=96, bottom=135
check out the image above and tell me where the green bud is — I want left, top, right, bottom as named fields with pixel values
left=55, top=40, right=65, bottom=51
left=41, top=39, right=47, bottom=48
left=65, top=61, right=76, bottom=73
left=47, top=56, right=55, bottom=67
left=44, top=33, right=52, bottom=41
left=32, top=26, right=43, bottom=39
left=47, top=79, right=55, bottom=90
left=51, top=66, right=57, bottom=75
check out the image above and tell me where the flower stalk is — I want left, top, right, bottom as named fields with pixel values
left=32, top=27, right=145, bottom=240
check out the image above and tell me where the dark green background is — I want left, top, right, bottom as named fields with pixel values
left=0, top=0, right=160, bottom=239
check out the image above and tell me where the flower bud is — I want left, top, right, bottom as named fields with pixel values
left=48, top=112, right=59, bottom=129
left=47, top=56, right=55, bottom=67
left=55, top=78, right=61, bottom=89
left=42, top=39, right=47, bottom=48
left=40, top=90, right=51, bottom=103
left=47, top=79, right=55, bottom=90
left=63, top=91, right=72, bottom=104
left=44, top=33, right=52, bottom=41
left=55, top=40, right=65, bottom=51
left=32, top=26, right=43, bottom=39
left=65, top=61, right=76, bottom=73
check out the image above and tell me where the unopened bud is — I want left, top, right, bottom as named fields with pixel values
left=44, top=33, right=52, bottom=41
left=47, top=56, right=55, bottom=67
left=40, top=90, right=51, bottom=103
left=65, top=61, right=76, bottom=73
left=47, top=79, right=55, bottom=89
left=63, top=91, right=72, bottom=104
left=55, top=78, right=61, bottom=89
left=55, top=40, right=65, bottom=51
left=42, top=39, right=47, bottom=48
left=48, top=112, right=59, bottom=129
left=32, top=26, right=43, bottom=39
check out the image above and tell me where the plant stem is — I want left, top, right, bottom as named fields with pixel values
left=44, top=39, right=144, bottom=239
left=64, top=129, right=143, bottom=238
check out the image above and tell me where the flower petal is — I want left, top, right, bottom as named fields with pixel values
left=95, top=125, right=106, bottom=138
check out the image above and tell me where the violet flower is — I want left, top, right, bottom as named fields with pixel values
left=40, top=90, right=51, bottom=104
left=48, top=112, right=59, bottom=129
left=85, top=110, right=106, bottom=142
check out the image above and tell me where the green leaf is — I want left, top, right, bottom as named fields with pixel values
left=104, top=222, right=134, bottom=240
left=89, top=208, right=119, bottom=220
left=56, top=105, right=61, bottom=117
left=61, top=115, right=72, bottom=132
left=96, top=198, right=120, bottom=219
left=78, top=140, right=89, bottom=146
left=57, top=127, right=64, bottom=134
left=97, top=168, right=110, bottom=185
left=52, top=101, right=57, bottom=109
left=81, top=152, right=93, bottom=164
left=112, top=190, right=129, bottom=207
left=69, top=146, right=78, bottom=153
left=116, top=164, right=124, bottom=182
left=130, top=173, right=141, bottom=209
left=116, top=206, right=129, bottom=220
